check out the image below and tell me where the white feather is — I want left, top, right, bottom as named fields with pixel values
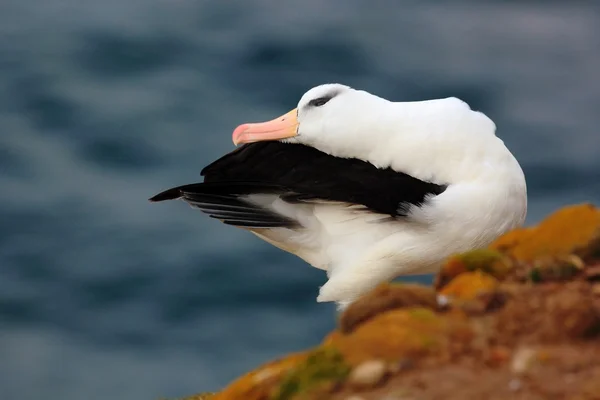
left=248, top=84, right=527, bottom=310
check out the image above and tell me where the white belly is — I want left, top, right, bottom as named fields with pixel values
left=245, top=178, right=526, bottom=284
left=248, top=197, right=432, bottom=275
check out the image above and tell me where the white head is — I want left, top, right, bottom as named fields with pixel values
left=232, top=83, right=391, bottom=158
left=231, top=82, right=511, bottom=185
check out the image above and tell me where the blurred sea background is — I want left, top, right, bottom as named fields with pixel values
left=1, top=1, right=599, bottom=399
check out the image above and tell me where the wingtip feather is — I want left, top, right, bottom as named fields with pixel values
left=148, top=187, right=183, bottom=202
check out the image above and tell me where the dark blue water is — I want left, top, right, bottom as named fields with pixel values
left=1, top=1, right=599, bottom=399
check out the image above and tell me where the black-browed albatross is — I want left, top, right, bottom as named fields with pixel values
left=150, top=83, right=527, bottom=310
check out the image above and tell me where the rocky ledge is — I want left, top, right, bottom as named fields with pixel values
left=181, top=203, right=600, bottom=400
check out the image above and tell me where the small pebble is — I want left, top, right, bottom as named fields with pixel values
left=437, top=294, right=451, bottom=308
left=348, top=359, right=388, bottom=388
left=511, top=347, right=537, bottom=374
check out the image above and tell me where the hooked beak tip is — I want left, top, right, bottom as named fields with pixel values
left=232, top=124, right=249, bottom=146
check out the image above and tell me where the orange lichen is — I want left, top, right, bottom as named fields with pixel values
left=490, top=203, right=600, bottom=262
left=435, top=249, right=511, bottom=290
left=338, top=283, right=437, bottom=334
left=330, top=307, right=473, bottom=365
left=213, top=352, right=308, bottom=400
left=439, top=270, right=499, bottom=302
left=489, top=226, right=535, bottom=253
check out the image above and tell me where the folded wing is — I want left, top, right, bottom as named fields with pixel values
left=149, top=142, right=447, bottom=228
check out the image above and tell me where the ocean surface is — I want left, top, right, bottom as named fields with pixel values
left=1, top=1, right=599, bottom=399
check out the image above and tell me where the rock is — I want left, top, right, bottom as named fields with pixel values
left=510, top=347, right=538, bottom=374
left=338, top=283, right=438, bottom=334
left=197, top=204, right=600, bottom=400
left=492, top=280, right=600, bottom=344
left=331, top=307, right=474, bottom=365
left=347, top=360, right=388, bottom=389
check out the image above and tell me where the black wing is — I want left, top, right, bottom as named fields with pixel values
left=149, top=181, right=299, bottom=228
left=149, top=142, right=447, bottom=228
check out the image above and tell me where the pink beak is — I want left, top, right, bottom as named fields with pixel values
left=232, top=108, right=299, bottom=146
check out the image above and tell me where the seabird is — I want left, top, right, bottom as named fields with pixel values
left=150, top=83, right=527, bottom=310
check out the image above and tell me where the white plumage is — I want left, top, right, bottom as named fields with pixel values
left=151, top=83, right=527, bottom=310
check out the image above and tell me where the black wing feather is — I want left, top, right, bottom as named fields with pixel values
left=150, top=181, right=299, bottom=228
left=150, top=141, right=448, bottom=228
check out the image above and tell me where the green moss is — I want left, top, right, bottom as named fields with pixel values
left=271, top=347, right=350, bottom=400
left=529, top=267, right=542, bottom=283
left=407, top=308, right=438, bottom=321
left=405, top=309, right=442, bottom=349
left=529, top=257, right=581, bottom=283
left=458, top=249, right=509, bottom=278
left=419, top=335, right=440, bottom=350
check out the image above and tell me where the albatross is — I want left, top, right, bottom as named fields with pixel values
left=150, top=83, right=527, bottom=310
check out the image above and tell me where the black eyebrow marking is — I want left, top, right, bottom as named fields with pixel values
left=307, top=90, right=339, bottom=107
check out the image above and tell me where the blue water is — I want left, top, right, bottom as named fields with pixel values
left=1, top=1, right=599, bottom=399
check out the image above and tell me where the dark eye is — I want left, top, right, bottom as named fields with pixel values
left=308, top=96, right=332, bottom=107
